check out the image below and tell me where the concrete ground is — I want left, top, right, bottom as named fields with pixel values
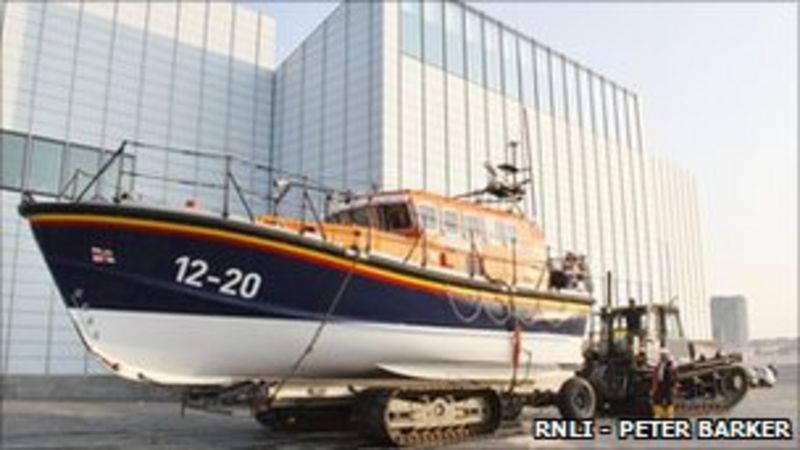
left=2, top=364, right=797, bottom=449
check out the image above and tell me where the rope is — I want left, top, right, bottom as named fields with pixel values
left=263, top=254, right=358, bottom=408
left=507, top=286, right=522, bottom=395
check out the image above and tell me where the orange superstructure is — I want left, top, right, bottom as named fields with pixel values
left=257, top=190, right=552, bottom=289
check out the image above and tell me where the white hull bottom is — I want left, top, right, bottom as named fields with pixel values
left=70, top=308, right=585, bottom=391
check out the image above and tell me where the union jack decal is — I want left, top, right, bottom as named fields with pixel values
left=91, top=246, right=116, bottom=265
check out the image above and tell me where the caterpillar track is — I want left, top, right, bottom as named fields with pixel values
left=242, top=380, right=533, bottom=447
left=604, top=355, right=750, bottom=417
left=352, top=387, right=504, bottom=447
left=674, top=360, right=750, bottom=415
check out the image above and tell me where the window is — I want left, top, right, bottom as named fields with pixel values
left=418, top=204, right=439, bottom=231
left=443, top=209, right=460, bottom=236
left=350, top=207, right=372, bottom=227
left=401, top=1, right=422, bottom=58
left=489, top=219, right=517, bottom=246
left=1, top=132, right=26, bottom=189
left=502, top=30, right=519, bottom=100
left=29, top=138, right=64, bottom=193
left=465, top=10, right=483, bottom=85
left=423, top=1, right=443, bottom=67
left=378, top=203, right=412, bottom=231
left=484, top=21, right=501, bottom=92
left=519, top=39, right=535, bottom=108
left=444, top=1, right=464, bottom=76
left=664, top=312, right=684, bottom=340
left=464, top=215, right=486, bottom=241
left=328, top=212, right=346, bottom=224
left=489, top=219, right=505, bottom=244
left=331, top=207, right=373, bottom=227
left=504, top=223, right=518, bottom=244
left=65, top=144, right=99, bottom=196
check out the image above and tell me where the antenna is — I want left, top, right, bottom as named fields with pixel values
left=521, top=107, right=537, bottom=218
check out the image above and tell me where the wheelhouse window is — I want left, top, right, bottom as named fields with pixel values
left=378, top=203, right=412, bottom=231
left=490, top=220, right=518, bottom=246
left=349, top=207, right=372, bottom=227
left=504, top=223, right=518, bottom=245
left=464, top=215, right=486, bottom=242
left=329, top=207, right=372, bottom=227
left=442, top=210, right=460, bottom=236
left=490, top=219, right=505, bottom=245
left=417, top=204, right=439, bottom=232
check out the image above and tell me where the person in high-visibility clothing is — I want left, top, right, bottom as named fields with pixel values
left=651, top=348, right=678, bottom=418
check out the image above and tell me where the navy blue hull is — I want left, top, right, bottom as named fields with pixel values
left=22, top=203, right=590, bottom=337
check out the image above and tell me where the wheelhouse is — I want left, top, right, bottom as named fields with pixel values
left=325, top=190, right=539, bottom=251
left=315, top=190, right=555, bottom=287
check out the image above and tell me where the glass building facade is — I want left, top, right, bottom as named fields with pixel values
left=271, top=0, right=709, bottom=338
left=1, top=0, right=708, bottom=376
left=1, top=1, right=275, bottom=374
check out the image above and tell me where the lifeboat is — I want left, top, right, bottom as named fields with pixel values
left=19, top=173, right=593, bottom=389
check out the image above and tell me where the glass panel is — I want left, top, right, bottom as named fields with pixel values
left=464, top=215, right=486, bottom=241
left=401, top=1, right=422, bottom=58
left=505, top=223, right=518, bottom=244
left=617, top=88, right=629, bottom=147
left=535, top=45, right=550, bottom=114
left=423, top=1, right=443, bottom=67
left=29, top=138, right=64, bottom=193
left=465, top=9, right=483, bottom=85
left=350, top=207, right=372, bottom=227
left=444, top=1, right=464, bottom=76
left=379, top=204, right=412, bottom=231
left=484, top=20, right=501, bottom=92
left=519, top=39, right=535, bottom=108
left=66, top=144, right=100, bottom=195
left=443, top=209, right=460, bottom=236
left=1, top=132, right=26, bottom=188
left=604, top=82, right=616, bottom=142
left=565, top=62, right=579, bottom=124
left=418, top=204, right=439, bottom=231
left=502, top=29, right=519, bottom=100
left=591, top=76, right=604, bottom=137
left=627, top=94, right=640, bottom=151
left=489, top=219, right=505, bottom=245
left=579, top=69, right=591, bottom=129
left=552, top=55, right=565, bottom=119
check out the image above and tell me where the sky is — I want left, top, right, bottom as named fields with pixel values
left=253, top=1, right=798, bottom=340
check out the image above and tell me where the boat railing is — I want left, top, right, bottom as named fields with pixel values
left=55, top=140, right=340, bottom=230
